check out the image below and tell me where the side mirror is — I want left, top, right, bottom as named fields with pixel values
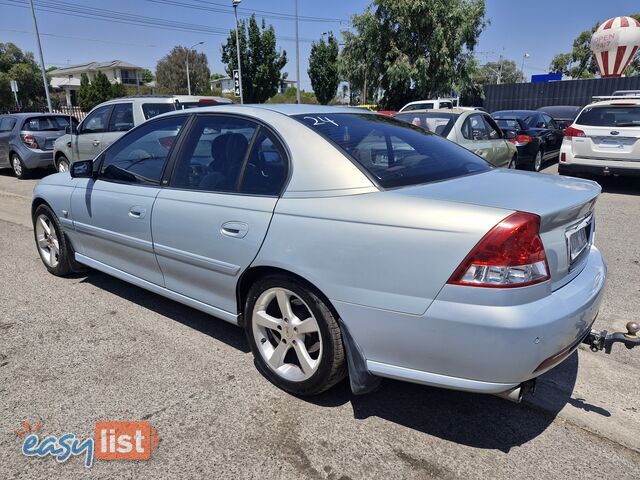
left=504, top=130, right=517, bottom=140
left=65, top=125, right=78, bottom=135
left=70, top=159, right=94, bottom=178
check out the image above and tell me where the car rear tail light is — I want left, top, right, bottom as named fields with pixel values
left=508, top=134, right=533, bottom=145
left=21, top=134, right=39, bottom=149
left=564, top=126, right=585, bottom=139
left=448, top=212, right=550, bottom=288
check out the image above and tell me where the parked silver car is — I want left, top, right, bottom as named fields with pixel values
left=0, top=113, right=77, bottom=179
left=32, top=105, right=606, bottom=400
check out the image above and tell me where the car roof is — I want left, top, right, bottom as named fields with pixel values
left=1, top=112, right=70, bottom=118
left=587, top=98, right=640, bottom=107
left=395, top=108, right=468, bottom=115
left=159, top=103, right=378, bottom=117
left=493, top=110, right=538, bottom=116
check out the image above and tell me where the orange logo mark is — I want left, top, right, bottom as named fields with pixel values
left=15, top=420, right=43, bottom=439
left=94, top=421, right=160, bottom=461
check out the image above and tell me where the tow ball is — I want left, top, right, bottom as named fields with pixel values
left=583, top=321, right=640, bottom=354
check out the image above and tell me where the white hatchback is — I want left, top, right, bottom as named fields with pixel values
left=559, top=97, right=640, bottom=177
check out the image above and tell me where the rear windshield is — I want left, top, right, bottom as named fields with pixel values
left=495, top=118, right=523, bottom=130
left=575, top=106, right=640, bottom=127
left=142, top=103, right=176, bottom=120
left=403, top=103, right=435, bottom=111
left=394, top=112, right=458, bottom=137
left=22, top=116, right=76, bottom=131
left=294, top=113, right=490, bottom=188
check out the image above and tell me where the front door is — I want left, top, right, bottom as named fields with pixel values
left=151, top=115, right=288, bottom=314
left=70, top=114, right=187, bottom=285
left=72, top=104, right=112, bottom=161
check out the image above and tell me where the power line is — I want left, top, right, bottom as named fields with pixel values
left=0, top=28, right=162, bottom=49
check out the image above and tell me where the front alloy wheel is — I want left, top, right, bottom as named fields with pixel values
left=33, top=204, right=76, bottom=276
left=245, top=275, right=346, bottom=395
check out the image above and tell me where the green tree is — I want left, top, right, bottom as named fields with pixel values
left=340, top=0, right=487, bottom=110
left=156, top=46, right=211, bottom=95
left=110, top=82, right=128, bottom=98
left=549, top=53, right=573, bottom=76
left=308, top=33, right=340, bottom=105
left=221, top=15, right=287, bottom=103
left=0, top=42, right=47, bottom=109
left=476, top=59, right=524, bottom=85
left=92, top=71, right=114, bottom=105
left=141, top=69, right=155, bottom=84
left=77, top=73, right=93, bottom=111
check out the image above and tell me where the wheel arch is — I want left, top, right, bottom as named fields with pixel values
left=31, top=196, right=51, bottom=219
left=236, top=265, right=337, bottom=327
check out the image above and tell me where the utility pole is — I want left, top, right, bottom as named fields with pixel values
left=521, top=53, right=530, bottom=83
left=497, top=53, right=503, bottom=85
left=232, top=0, right=244, bottom=104
left=186, top=41, right=204, bottom=96
left=28, top=0, right=52, bottom=112
left=294, top=0, right=301, bottom=104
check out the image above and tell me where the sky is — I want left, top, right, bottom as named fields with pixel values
left=1, top=0, right=639, bottom=91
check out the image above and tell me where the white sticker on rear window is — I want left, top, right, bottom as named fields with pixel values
left=303, top=116, right=339, bottom=127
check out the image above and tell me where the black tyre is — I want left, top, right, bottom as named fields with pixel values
left=56, top=155, right=70, bottom=173
left=244, top=274, right=346, bottom=396
left=33, top=204, right=77, bottom=276
left=11, top=153, right=31, bottom=179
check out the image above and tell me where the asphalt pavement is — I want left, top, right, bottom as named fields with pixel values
left=0, top=163, right=639, bottom=479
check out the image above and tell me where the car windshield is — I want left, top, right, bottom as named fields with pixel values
left=394, top=112, right=459, bottom=137
left=575, top=106, right=640, bottom=127
left=142, top=103, right=176, bottom=120
left=294, top=113, right=490, bottom=188
left=22, top=116, right=77, bottom=131
left=403, top=102, right=434, bottom=111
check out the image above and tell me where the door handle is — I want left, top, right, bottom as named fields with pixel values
left=128, top=206, right=147, bottom=218
left=221, top=221, right=249, bottom=238
left=93, top=140, right=101, bottom=147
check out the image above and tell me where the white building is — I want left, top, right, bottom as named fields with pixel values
left=49, top=60, right=145, bottom=106
left=210, top=76, right=297, bottom=95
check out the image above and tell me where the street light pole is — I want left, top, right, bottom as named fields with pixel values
left=294, top=0, right=301, bottom=104
left=28, top=0, right=52, bottom=112
left=521, top=53, right=530, bottom=83
left=186, top=41, right=204, bottom=96
left=232, top=0, right=244, bottom=104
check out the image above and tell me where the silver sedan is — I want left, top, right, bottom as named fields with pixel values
left=31, top=105, right=606, bottom=400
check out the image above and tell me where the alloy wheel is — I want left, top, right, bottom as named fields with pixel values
left=534, top=151, right=542, bottom=171
left=35, top=214, right=60, bottom=268
left=252, top=287, right=323, bottom=382
left=58, top=158, right=69, bottom=173
left=12, top=156, right=23, bottom=177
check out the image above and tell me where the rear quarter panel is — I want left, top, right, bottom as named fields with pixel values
left=254, top=191, right=511, bottom=315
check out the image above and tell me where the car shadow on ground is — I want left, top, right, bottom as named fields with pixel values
left=591, top=175, right=640, bottom=196
left=75, top=269, right=609, bottom=453
left=0, top=167, right=54, bottom=179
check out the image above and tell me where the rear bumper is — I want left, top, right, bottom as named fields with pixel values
left=334, top=246, right=607, bottom=394
left=14, top=146, right=54, bottom=169
left=559, top=162, right=640, bottom=177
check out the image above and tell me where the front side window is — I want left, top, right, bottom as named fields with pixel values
left=171, top=115, right=257, bottom=193
left=142, top=103, right=176, bottom=120
left=82, top=105, right=112, bottom=134
left=295, top=113, right=490, bottom=188
left=575, top=106, right=640, bottom=127
left=99, top=115, right=186, bottom=185
left=108, top=103, right=134, bottom=132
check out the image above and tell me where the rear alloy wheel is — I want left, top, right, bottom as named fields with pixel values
left=57, top=155, right=70, bottom=173
left=245, top=275, right=346, bottom=395
left=11, top=153, right=30, bottom=179
left=533, top=150, right=543, bottom=172
left=33, top=204, right=75, bottom=276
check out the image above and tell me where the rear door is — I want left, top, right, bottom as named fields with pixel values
left=101, top=102, right=134, bottom=151
left=0, top=116, right=16, bottom=166
left=482, top=114, right=510, bottom=167
left=151, top=114, right=288, bottom=314
left=72, top=104, right=113, bottom=161
left=460, top=114, right=494, bottom=163
left=571, top=104, right=640, bottom=161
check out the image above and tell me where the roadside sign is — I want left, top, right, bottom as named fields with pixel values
left=10, top=80, right=18, bottom=92
left=233, top=69, right=240, bottom=97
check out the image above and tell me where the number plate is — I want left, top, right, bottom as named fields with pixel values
left=566, top=214, right=593, bottom=266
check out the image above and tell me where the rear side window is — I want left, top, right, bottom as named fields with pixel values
left=295, top=113, right=490, bottom=188
left=575, top=106, right=640, bottom=127
left=394, top=112, right=458, bottom=137
left=462, top=114, right=489, bottom=140
left=142, top=103, right=176, bottom=120
left=22, top=116, right=71, bottom=131
left=0, top=117, right=16, bottom=132
left=108, top=103, right=134, bottom=132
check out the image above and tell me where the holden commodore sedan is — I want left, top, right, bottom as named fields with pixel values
left=31, top=105, right=606, bottom=400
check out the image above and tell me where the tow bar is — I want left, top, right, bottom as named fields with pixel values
left=583, top=321, right=640, bottom=354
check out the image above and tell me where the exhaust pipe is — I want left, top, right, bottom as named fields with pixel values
left=493, top=379, right=536, bottom=403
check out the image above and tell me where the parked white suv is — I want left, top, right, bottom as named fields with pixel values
left=559, top=96, right=640, bottom=177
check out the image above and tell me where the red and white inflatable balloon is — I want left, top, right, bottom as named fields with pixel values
left=591, top=16, right=640, bottom=77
